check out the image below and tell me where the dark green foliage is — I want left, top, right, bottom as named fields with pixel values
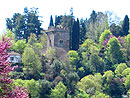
left=49, top=15, right=54, bottom=27
left=110, top=23, right=121, bottom=37
left=38, top=79, right=51, bottom=98
left=55, top=15, right=62, bottom=26
left=51, top=59, right=63, bottom=77
left=6, top=7, right=42, bottom=41
left=121, top=15, right=129, bottom=36
left=89, top=10, right=97, bottom=23
left=67, top=72, right=79, bottom=95
left=79, top=19, right=87, bottom=45
left=104, top=77, right=126, bottom=98
left=72, top=18, right=80, bottom=50
left=89, top=53, right=104, bottom=73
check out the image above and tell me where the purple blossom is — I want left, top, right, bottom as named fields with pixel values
left=102, top=35, right=124, bottom=50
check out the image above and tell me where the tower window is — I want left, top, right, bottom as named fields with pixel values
left=59, top=40, right=63, bottom=44
left=58, top=39, right=64, bottom=46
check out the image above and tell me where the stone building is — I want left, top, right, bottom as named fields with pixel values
left=46, top=26, right=70, bottom=51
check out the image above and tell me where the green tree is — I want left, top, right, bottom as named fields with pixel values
left=38, top=79, right=51, bottom=98
left=38, top=33, right=47, bottom=48
left=79, top=18, right=87, bottom=45
left=115, top=63, right=128, bottom=77
left=72, top=18, right=80, bottom=50
left=6, top=7, right=42, bottom=41
left=77, top=73, right=103, bottom=95
left=110, top=23, right=121, bottom=37
left=68, top=50, right=79, bottom=70
left=22, top=47, right=42, bottom=79
left=89, top=53, right=104, bottom=73
left=125, top=34, right=130, bottom=61
left=122, top=68, right=130, bottom=77
left=49, top=15, right=54, bottom=27
left=55, top=15, right=62, bottom=26
left=103, top=70, right=114, bottom=83
left=105, top=37, right=123, bottom=64
left=99, top=30, right=112, bottom=46
left=13, top=40, right=27, bottom=54
left=121, top=15, right=129, bottom=36
left=86, top=11, right=108, bottom=43
left=50, top=82, right=67, bottom=98
left=124, top=73, right=130, bottom=90
left=14, top=79, right=39, bottom=98
left=79, top=39, right=99, bottom=73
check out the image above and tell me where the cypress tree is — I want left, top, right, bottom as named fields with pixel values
left=49, top=15, right=54, bottom=27
left=121, top=15, right=129, bottom=36
left=72, top=18, right=80, bottom=50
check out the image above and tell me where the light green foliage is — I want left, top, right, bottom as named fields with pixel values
left=22, top=47, right=42, bottom=79
left=68, top=50, right=79, bottom=69
left=77, top=73, right=103, bottom=94
left=105, top=37, right=123, bottom=64
left=80, top=39, right=99, bottom=67
left=89, top=53, right=104, bottom=73
left=28, top=33, right=43, bottom=56
left=50, top=82, right=67, bottom=98
left=14, top=79, right=39, bottom=98
left=13, top=40, right=27, bottom=54
left=103, top=70, right=114, bottom=83
left=125, top=34, right=130, bottom=60
left=39, top=33, right=47, bottom=48
left=99, top=30, right=112, bottom=46
left=115, top=63, right=127, bottom=77
left=4, top=29, right=16, bottom=50
left=46, top=47, right=56, bottom=60
left=122, top=68, right=130, bottom=77
left=33, top=42, right=43, bottom=56
left=91, top=91, right=110, bottom=98
left=86, top=11, right=108, bottom=43
left=76, top=89, right=89, bottom=98
left=124, top=74, right=130, bottom=90
left=28, top=33, right=37, bottom=46
left=4, top=29, right=15, bottom=40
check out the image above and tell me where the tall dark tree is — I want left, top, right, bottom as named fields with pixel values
left=121, top=15, right=129, bottom=36
left=89, top=10, right=97, bottom=23
left=49, top=15, right=54, bottom=27
left=72, top=18, right=80, bottom=50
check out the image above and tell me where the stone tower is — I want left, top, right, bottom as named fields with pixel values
left=46, top=26, right=70, bottom=51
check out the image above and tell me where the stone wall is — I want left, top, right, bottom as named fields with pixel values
left=46, top=26, right=69, bottom=51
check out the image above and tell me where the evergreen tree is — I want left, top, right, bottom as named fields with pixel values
left=6, top=7, right=42, bottom=41
left=72, top=18, right=80, bottom=50
left=55, top=15, right=62, bottom=26
left=110, top=23, right=121, bottom=37
left=79, top=18, right=87, bottom=44
left=49, top=15, right=54, bottom=27
left=121, top=15, right=129, bottom=36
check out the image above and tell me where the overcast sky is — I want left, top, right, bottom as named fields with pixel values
left=0, top=0, right=130, bottom=35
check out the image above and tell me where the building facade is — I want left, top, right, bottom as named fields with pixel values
left=46, top=26, right=70, bottom=51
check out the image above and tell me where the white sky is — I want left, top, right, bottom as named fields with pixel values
left=0, top=0, right=130, bottom=35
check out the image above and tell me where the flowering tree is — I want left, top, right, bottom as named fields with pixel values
left=103, top=35, right=123, bottom=49
left=0, top=36, right=29, bottom=98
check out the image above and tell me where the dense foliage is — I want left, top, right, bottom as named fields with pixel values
left=1, top=7, right=130, bottom=98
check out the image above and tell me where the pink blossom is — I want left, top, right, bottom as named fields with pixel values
left=0, top=36, right=29, bottom=98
